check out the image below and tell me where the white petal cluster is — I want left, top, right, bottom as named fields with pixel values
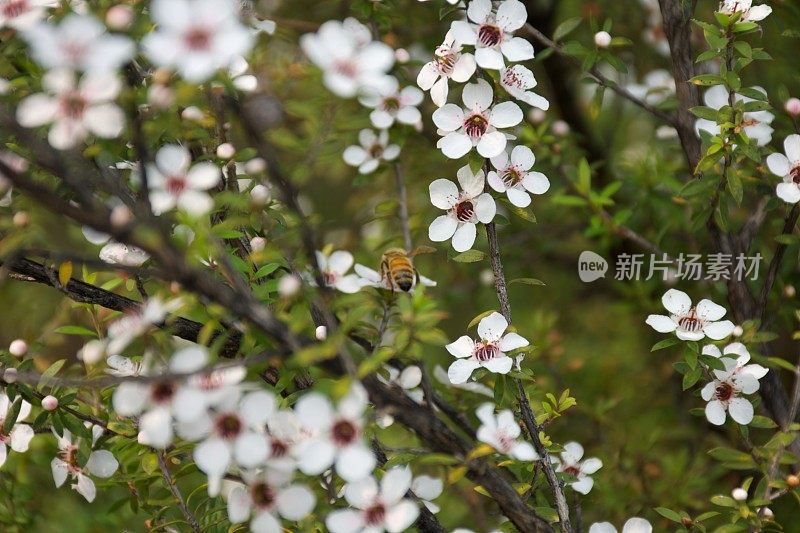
left=148, top=144, right=222, bottom=216
left=700, top=343, right=767, bottom=426
left=476, top=403, right=538, bottom=460
left=767, top=134, right=800, bottom=204
left=0, top=394, right=35, bottom=467
left=717, top=0, right=772, bottom=22
left=646, top=289, right=735, bottom=341
left=51, top=427, right=119, bottom=503
left=695, top=85, right=774, bottom=147
left=550, top=441, right=602, bottom=495
left=343, top=130, right=401, bottom=175
left=450, top=0, right=534, bottom=70
left=589, top=518, right=653, bottom=533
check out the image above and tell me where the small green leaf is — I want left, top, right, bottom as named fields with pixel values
left=654, top=507, right=683, bottom=523
left=452, top=250, right=485, bottom=263
left=53, top=326, right=97, bottom=337
left=553, top=17, right=582, bottom=41
left=509, top=278, right=546, bottom=287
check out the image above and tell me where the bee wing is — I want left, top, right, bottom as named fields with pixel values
left=409, top=245, right=437, bottom=258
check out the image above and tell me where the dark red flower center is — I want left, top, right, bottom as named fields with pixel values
left=435, top=50, right=456, bottom=74
left=60, top=93, right=86, bottom=120
left=715, top=382, right=734, bottom=402
left=270, top=437, right=289, bottom=457
left=454, top=200, right=475, bottom=222
left=165, top=175, right=187, bottom=196
left=250, top=482, right=276, bottom=509
left=215, top=413, right=243, bottom=440
left=333, top=60, right=358, bottom=78
left=478, top=24, right=503, bottom=47
left=677, top=307, right=703, bottom=332
left=502, top=68, right=523, bottom=89
left=382, top=96, right=401, bottom=112
left=464, top=113, right=488, bottom=138
left=475, top=342, right=500, bottom=362
left=364, top=502, right=387, bottom=526
left=184, top=27, right=212, bottom=51
left=502, top=168, right=523, bottom=187
left=331, top=419, right=358, bottom=446
left=563, top=465, right=581, bottom=476
left=150, top=381, right=175, bottom=404
left=369, top=143, right=384, bottom=158
left=3, top=0, right=28, bottom=18
left=791, top=165, right=800, bottom=184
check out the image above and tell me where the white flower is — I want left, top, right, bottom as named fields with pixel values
left=625, top=69, right=676, bottom=105
left=417, top=30, right=477, bottom=108
left=450, top=0, right=533, bottom=70
left=293, top=384, right=376, bottom=482
left=551, top=442, right=602, bottom=495
left=428, top=165, right=496, bottom=252
left=0, top=0, right=54, bottom=30
left=433, top=365, right=493, bottom=396
left=767, top=135, right=800, bottom=204
left=264, top=409, right=305, bottom=474
left=343, top=129, right=401, bottom=174
left=0, top=394, right=34, bottom=467
left=695, top=85, right=774, bottom=147
left=0, top=151, right=28, bottom=207
left=487, top=145, right=550, bottom=207
left=432, top=78, right=522, bottom=159
left=354, top=263, right=436, bottom=293
left=226, top=470, right=316, bottom=532
left=316, top=250, right=362, bottom=294
left=645, top=289, right=735, bottom=341
left=229, top=55, right=258, bottom=92
left=16, top=69, right=124, bottom=150
left=98, top=243, right=150, bottom=267
left=326, top=466, right=420, bottom=533
left=301, top=18, right=395, bottom=98
left=700, top=348, right=766, bottom=426
left=475, top=403, right=538, bottom=460
left=51, top=429, right=118, bottom=503
left=188, top=390, right=277, bottom=496
left=718, top=0, right=772, bottom=22
left=142, top=0, right=254, bottom=82
left=22, top=13, right=134, bottom=73
left=359, top=78, right=424, bottom=129
left=105, top=354, right=143, bottom=377
left=106, top=297, right=182, bottom=354
left=411, top=474, right=444, bottom=513
left=147, top=144, right=221, bottom=216
left=589, top=518, right=653, bottom=533
left=376, top=366, right=424, bottom=427
left=499, top=65, right=550, bottom=110
left=112, top=345, right=212, bottom=449
left=446, top=311, right=528, bottom=384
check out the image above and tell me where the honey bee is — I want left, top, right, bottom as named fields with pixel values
left=380, top=246, right=434, bottom=292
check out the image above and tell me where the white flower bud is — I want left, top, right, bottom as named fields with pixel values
left=216, top=143, right=236, bottom=159
left=315, top=325, right=328, bottom=340
left=786, top=97, right=800, bottom=117
left=732, top=325, right=744, bottom=337
left=527, top=108, right=546, bottom=124
left=395, top=48, right=411, bottom=63
left=731, top=487, right=748, bottom=501
left=594, top=31, right=612, bottom=48
left=479, top=269, right=495, bottom=286
left=761, top=507, right=774, bottom=519
left=13, top=211, right=29, bottom=227
left=552, top=120, right=570, bottom=136
left=42, top=395, right=59, bottom=411
left=181, top=106, right=205, bottom=122
left=250, top=236, right=266, bottom=252
left=785, top=285, right=796, bottom=298
left=245, top=157, right=267, bottom=174
left=9, top=339, right=28, bottom=357
left=147, top=84, right=175, bottom=110
left=79, top=340, right=105, bottom=365
left=106, top=5, right=134, bottom=30
left=3, top=368, right=18, bottom=383
left=110, top=205, right=133, bottom=227
left=250, top=184, right=271, bottom=204
left=278, top=274, right=302, bottom=297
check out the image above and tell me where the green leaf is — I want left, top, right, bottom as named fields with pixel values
left=576, top=158, right=591, bottom=194
left=53, top=326, right=97, bottom=337
left=749, top=415, right=777, bottom=429
left=2, top=397, right=22, bottom=434
left=654, top=507, right=683, bottom=523
left=682, top=366, right=702, bottom=390
left=652, top=337, right=681, bottom=351
left=690, top=74, right=725, bottom=86
left=452, top=250, right=485, bottom=263
left=509, top=278, right=546, bottom=287
left=710, top=494, right=738, bottom=507
left=38, top=359, right=66, bottom=390
left=690, top=106, right=719, bottom=121
left=553, top=17, right=582, bottom=41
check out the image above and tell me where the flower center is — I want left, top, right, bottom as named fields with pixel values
left=502, top=168, right=523, bottom=187
left=331, top=419, right=358, bottom=446
left=502, top=68, right=523, bottom=89
left=165, top=175, right=187, bottom=196
left=478, top=23, right=503, bottom=47
left=741, top=117, right=760, bottom=128
left=677, top=307, right=704, bottom=332
left=715, top=381, right=735, bottom=402
left=333, top=59, right=359, bottom=79
left=454, top=200, right=475, bottom=223
left=184, top=27, right=212, bottom=51
left=497, top=432, right=515, bottom=453
left=369, top=143, right=385, bottom=159
left=150, top=381, right=175, bottom=404
left=323, top=271, right=338, bottom=286
left=364, top=502, right=387, bottom=526
left=250, top=482, right=276, bottom=509
left=382, top=96, right=401, bottom=112
left=215, top=413, right=243, bottom=440
left=59, top=93, right=86, bottom=120
left=3, top=0, right=28, bottom=18
left=474, top=341, right=500, bottom=362
left=791, top=165, right=800, bottom=184
left=61, top=445, right=82, bottom=473
left=563, top=465, right=581, bottom=476
left=270, top=437, right=289, bottom=457
left=464, top=113, right=488, bottom=138
left=434, top=48, right=457, bottom=75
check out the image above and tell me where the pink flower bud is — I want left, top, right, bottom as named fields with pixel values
left=594, top=31, right=612, bottom=48
left=552, top=120, right=570, bottom=136
left=216, top=143, right=236, bottom=159
left=786, top=97, right=800, bottom=117
left=42, top=395, right=59, bottom=411
left=3, top=368, right=18, bottom=383
left=278, top=274, right=301, bottom=297
left=148, top=84, right=175, bottom=110
left=106, top=5, right=134, bottom=30
left=250, top=236, right=266, bottom=252
left=9, top=339, right=28, bottom=357
left=110, top=205, right=133, bottom=227
left=245, top=158, right=267, bottom=174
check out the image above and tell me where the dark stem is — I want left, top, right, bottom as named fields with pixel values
left=156, top=451, right=202, bottom=533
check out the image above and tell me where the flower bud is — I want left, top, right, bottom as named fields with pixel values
left=152, top=68, right=172, bottom=86
left=594, top=31, right=612, bottom=48
left=681, top=517, right=694, bottom=527
left=315, top=325, right=328, bottom=340
left=42, top=395, right=59, bottom=411
left=785, top=285, right=796, bottom=298
left=79, top=340, right=105, bottom=365
left=147, top=84, right=175, bottom=110
left=528, top=108, right=546, bottom=124
left=8, top=339, right=28, bottom=357
left=245, top=157, right=267, bottom=174
left=395, top=48, right=411, bottom=63
left=249, top=236, right=266, bottom=252
left=110, top=205, right=133, bottom=227
left=250, top=184, right=271, bottom=204
left=732, top=325, right=744, bottom=337
left=552, top=120, right=570, bottom=136
left=761, top=507, right=774, bottom=519
left=13, top=211, right=29, bottom=227
left=181, top=106, right=205, bottom=122
left=106, top=5, right=134, bottom=30
left=786, top=97, right=800, bottom=117
left=3, top=368, right=18, bottom=383
left=731, top=487, right=748, bottom=501
left=278, top=274, right=301, bottom=297
left=216, top=143, right=236, bottom=159
left=787, top=474, right=799, bottom=488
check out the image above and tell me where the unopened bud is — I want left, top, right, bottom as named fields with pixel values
left=250, top=184, right=271, bottom=204
left=244, top=157, right=267, bottom=174
left=110, top=205, right=133, bottom=227
left=528, top=108, right=546, bottom=124
left=731, top=487, right=748, bottom=501
left=249, top=236, right=266, bottom=252
left=3, top=368, right=18, bottom=383
left=315, top=325, right=328, bottom=340
left=105, top=5, right=134, bottom=30
left=147, top=84, right=175, bottom=109
left=681, top=517, right=694, bottom=527
left=79, top=340, right=105, bottom=365
left=278, top=274, right=301, bottom=297
left=395, top=48, right=411, bottom=63
left=594, top=31, right=612, bottom=48
left=761, top=507, right=774, bottom=519
left=732, top=325, right=744, bottom=337
left=786, top=97, right=800, bottom=117
left=784, top=285, right=796, bottom=298
left=13, top=211, right=29, bottom=227
left=787, top=474, right=799, bottom=488
left=552, top=120, right=570, bottom=136
left=181, top=106, right=205, bottom=122
left=41, top=395, right=59, bottom=411
left=216, top=143, right=236, bottom=159
left=9, top=339, right=28, bottom=357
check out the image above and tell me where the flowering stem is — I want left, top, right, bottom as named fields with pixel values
left=485, top=221, right=573, bottom=532
left=156, top=451, right=202, bottom=533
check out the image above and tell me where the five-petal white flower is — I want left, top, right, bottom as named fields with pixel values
left=0, top=394, right=34, bottom=468
left=476, top=403, right=539, bottom=460
left=147, top=144, right=221, bottom=216
left=142, top=0, right=255, bottom=82
left=551, top=442, right=603, bottom=495
left=417, top=30, right=477, bottom=107
left=499, top=65, right=550, bottom=110
left=589, top=518, right=653, bottom=533
left=646, top=289, right=735, bottom=341
left=695, top=85, right=774, bottom=147
left=432, top=78, right=522, bottom=159
left=316, top=250, right=363, bottom=294
left=767, top=134, right=800, bottom=204
left=700, top=344, right=766, bottom=426
left=428, top=165, right=496, bottom=252
left=447, top=311, right=528, bottom=384
left=359, top=78, right=424, bottom=129
left=718, top=0, right=772, bottom=22
left=343, top=129, right=401, bottom=174
left=0, top=0, right=54, bottom=30
left=226, top=469, right=316, bottom=532
left=487, top=145, right=550, bottom=207
left=51, top=429, right=118, bottom=503
left=326, top=466, right=420, bottom=533
left=450, top=0, right=534, bottom=70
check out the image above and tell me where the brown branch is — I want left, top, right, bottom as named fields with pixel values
left=757, top=204, right=800, bottom=322
left=157, top=451, right=202, bottom=533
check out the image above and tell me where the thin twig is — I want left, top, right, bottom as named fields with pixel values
left=157, top=451, right=202, bottom=533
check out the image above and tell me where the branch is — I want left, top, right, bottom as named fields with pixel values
left=757, top=204, right=800, bottom=322
left=157, top=451, right=202, bottom=533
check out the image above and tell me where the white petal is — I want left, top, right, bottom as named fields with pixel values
left=571, top=476, right=594, bottom=495
left=9, top=424, right=33, bottom=452
left=500, top=37, right=535, bottom=62
left=430, top=77, right=449, bottom=108
left=343, top=146, right=368, bottom=166
left=703, top=320, right=735, bottom=340
left=621, top=517, right=653, bottom=533
left=448, top=358, right=480, bottom=384
left=522, top=171, right=550, bottom=194
left=451, top=222, right=477, bottom=252
left=227, top=485, right=252, bottom=523
left=766, top=153, right=790, bottom=177
left=507, top=187, right=532, bottom=207
left=234, top=432, right=269, bottom=468
left=662, top=289, right=691, bottom=315
left=451, top=53, right=477, bottom=82
left=481, top=355, right=513, bottom=374
left=474, top=193, right=497, bottom=223
left=785, top=134, right=800, bottom=162
left=86, top=450, right=119, bottom=478
left=450, top=20, right=478, bottom=45
left=381, top=466, right=413, bottom=504
left=432, top=104, right=465, bottom=131
left=328, top=250, right=355, bottom=276
left=476, top=131, right=507, bottom=158
left=417, top=62, right=440, bottom=90
left=496, top=0, right=528, bottom=32
left=439, top=132, right=473, bottom=159
left=478, top=312, right=508, bottom=342
left=581, top=457, right=603, bottom=474
left=326, top=510, right=364, bottom=533
left=462, top=79, right=493, bottom=111
left=83, top=104, right=125, bottom=138
left=75, top=473, right=97, bottom=502
left=411, top=475, right=443, bottom=501
left=705, top=400, right=727, bottom=425
left=193, top=437, right=231, bottom=476
left=156, top=144, right=191, bottom=176
left=385, top=500, right=420, bottom=533
left=294, top=393, right=333, bottom=431
left=140, top=407, right=173, bottom=449
left=16, top=94, right=58, bottom=127
left=336, top=444, right=376, bottom=482
left=511, top=441, right=538, bottom=461
left=499, top=332, right=529, bottom=352
left=510, top=145, right=535, bottom=169
left=187, top=163, right=221, bottom=190
left=276, top=484, right=316, bottom=520
left=250, top=510, right=281, bottom=533
left=446, top=335, right=476, bottom=358
left=475, top=47, right=505, bottom=70
left=777, top=182, right=800, bottom=204
left=112, top=382, right=149, bottom=416
left=51, top=457, right=69, bottom=488
left=562, top=442, right=584, bottom=463
left=696, top=299, right=726, bottom=321
left=295, top=437, right=336, bottom=475
left=728, top=397, right=754, bottom=425
left=429, top=178, right=460, bottom=209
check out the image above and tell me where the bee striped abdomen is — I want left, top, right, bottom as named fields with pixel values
left=388, top=257, right=415, bottom=291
